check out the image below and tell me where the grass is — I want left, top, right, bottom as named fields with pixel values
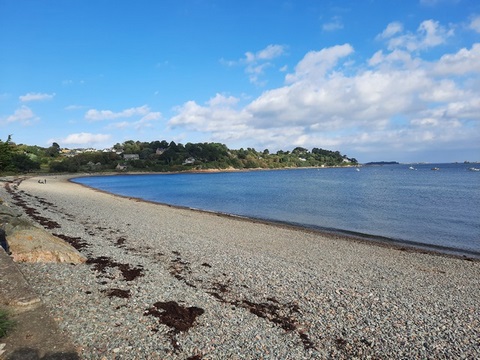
left=0, top=308, right=15, bottom=338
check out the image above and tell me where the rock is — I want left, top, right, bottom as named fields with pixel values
left=0, top=203, right=31, bottom=235
left=7, top=228, right=87, bottom=264
left=2, top=216, right=34, bottom=236
left=0, top=204, right=22, bottom=218
left=0, top=203, right=85, bottom=264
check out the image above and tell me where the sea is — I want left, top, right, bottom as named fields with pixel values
left=72, top=163, right=480, bottom=258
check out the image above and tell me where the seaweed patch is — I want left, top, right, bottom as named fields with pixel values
left=144, top=301, right=204, bottom=351
left=87, top=256, right=144, bottom=281
left=53, top=233, right=89, bottom=250
left=102, top=288, right=131, bottom=299
left=5, top=182, right=61, bottom=229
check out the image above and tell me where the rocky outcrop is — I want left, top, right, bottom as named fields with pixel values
left=0, top=203, right=86, bottom=264
left=7, top=228, right=87, bottom=263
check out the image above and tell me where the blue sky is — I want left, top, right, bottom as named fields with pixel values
left=1, top=0, right=479, bottom=163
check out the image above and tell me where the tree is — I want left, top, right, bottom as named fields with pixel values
left=139, top=148, right=154, bottom=160
left=45, top=142, right=61, bottom=157
left=292, top=147, right=308, bottom=154
left=11, top=153, right=40, bottom=172
left=0, top=135, right=41, bottom=172
left=113, top=143, right=123, bottom=152
left=236, top=148, right=247, bottom=160
left=0, top=135, right=14, bottom=172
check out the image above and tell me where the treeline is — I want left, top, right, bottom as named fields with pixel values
left=0, top=136, right=358, bottom=174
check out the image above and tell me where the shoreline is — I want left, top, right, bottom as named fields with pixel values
left=2, top=175, right=479, bottom=359
left=68, top=173, right=480, bottom=261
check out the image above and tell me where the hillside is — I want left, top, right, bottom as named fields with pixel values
left=1, top=137, right=358, bottom=174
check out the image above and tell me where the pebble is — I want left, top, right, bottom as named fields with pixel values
left=2, top=175, right=479, bottom=359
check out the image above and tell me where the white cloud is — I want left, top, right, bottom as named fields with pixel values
left=419, top=79, right=463, bottom=102
left=207, top=93, right=239, bottom=107
left=245, top=44, right=286, bottom=63
left=433, top=43, right=480, bottom=75
left=223, top=44, right=287, bottom=85
left=132, top=111, right=162, bottom=130
left=256, top=44, right=286, bottom=61
left=285, top=44, right=354, bottom=83
left=377, top=22, right=404, bottom=39
left=19, top=92, right=55, bottom=102
left=140, top=111, right=161, bottom=121
left=107, top=121, right=130, bottom=130
left=103, top=107, right=162, bottom=132
left=470, top=15, right=480, bottom=33
left=170, top=94, right=249, bottom=134
left=368, top=49, right=420, bottom=69
left=59, top=133, right=111, bottom=145
left=246, top=63, right=272, bottom=85
left=322, top=16, right=344, bottom=32
left=380, top=19, right=454, bottom=52
left=419, top=20, right=452, bottom=48
left=85, top=105, right=160, bottom=122
left=2, top=105, right=38, bottom=125
left=168, top=22, right=480, bottom=161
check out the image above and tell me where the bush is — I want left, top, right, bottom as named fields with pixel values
left=0, top=309, right=15, bottom=338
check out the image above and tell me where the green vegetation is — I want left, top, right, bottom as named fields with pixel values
left=0, top=135, right=41, bottom=174
left=0, top=308, right=15, bottom=338
left=0, top=136, right=358, bottom=174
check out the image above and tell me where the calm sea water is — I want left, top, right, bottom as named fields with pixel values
left=72, top=163, right=480, bottom=257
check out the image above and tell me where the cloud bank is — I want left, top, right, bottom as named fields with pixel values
left=54, top=133, right=112, bottom=146
left=169, top=19, right=480, bottom=161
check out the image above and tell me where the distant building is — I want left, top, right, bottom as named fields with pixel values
left=123, top=154, right=139, bottom=161
left=60, top=148, right=99, bottom=157
left=183, top=157, right=195, bottom=165
left=102, top=148, right=117, bottom=153
left=60, top=149, right=75, bottom=157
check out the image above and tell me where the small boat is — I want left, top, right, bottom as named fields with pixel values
left=355, top=168, right=360, bottom=172
left=408, top=166, right=416, bottom=170
left=468, top=167, right=480, bottom=172
left=431, top=167, right=440, bottom=171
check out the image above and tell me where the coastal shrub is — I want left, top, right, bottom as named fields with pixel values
left=0, top=309, right=15, bottom=338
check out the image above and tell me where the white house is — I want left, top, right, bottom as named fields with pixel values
left=123, top=154, right=140, bottom=161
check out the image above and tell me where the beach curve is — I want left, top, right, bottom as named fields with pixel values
left=2, top=175, right=479, bottom=359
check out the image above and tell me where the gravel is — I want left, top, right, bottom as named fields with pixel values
left=1, top=175, right=479, bottom=359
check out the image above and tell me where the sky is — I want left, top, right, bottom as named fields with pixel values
left=1, top=0, right=480, bottom=163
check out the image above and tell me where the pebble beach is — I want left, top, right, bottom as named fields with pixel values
left=2, top=175, right=479, bottom=359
